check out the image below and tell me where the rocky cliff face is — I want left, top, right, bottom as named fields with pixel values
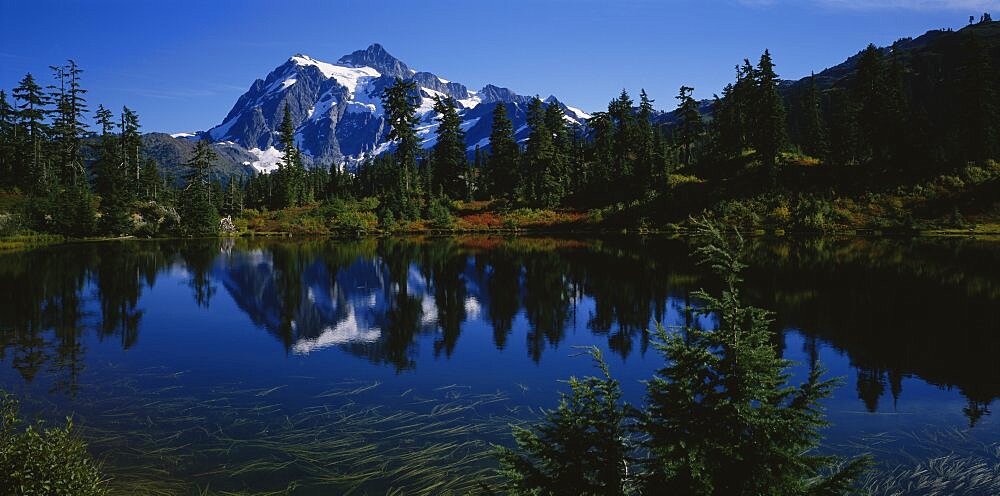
left=200, top=44, right=590, bottom=173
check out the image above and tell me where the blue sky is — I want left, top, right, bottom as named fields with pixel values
left=1, top=0, right=996, bottom=133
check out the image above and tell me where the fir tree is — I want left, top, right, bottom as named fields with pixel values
left=800, top=73, right=829, bottom=158
left=524, top=97, right=561, bottom=206
left=12, top=73, right=50, bottom=192
left=675, top=86, right=704, bottom=166
left=608, top=89, right=636, bottom=183
left=48, top=60, right=88, bottom=186
left=181, top=140, right=220, bottom=236
left=638, top=218, right=868, bottom=495
left=751, top=50, right=787, bottom=180
left=635, top=89, right=657, bottom=190
left=487, top=102, right=519, bottom=201
left=496, top=348, right=631, bottom=495
left=93, top=105, right=131, bottom=235
left=382, top=78, right=421, bottom=218
left=0, top=90, right=13, bottom=187
left=275, top=103, right=305, bottom=209
left=431, top=95, right=466, bottom=198
left=119, top=107, right=141, bottom=198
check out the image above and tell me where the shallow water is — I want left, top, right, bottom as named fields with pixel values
left=1, top=235, right=998, bottom=493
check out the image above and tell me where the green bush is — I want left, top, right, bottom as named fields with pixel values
left=0, top=391, right=109, bottom=496
left=427, top=197, right=455, bottom=229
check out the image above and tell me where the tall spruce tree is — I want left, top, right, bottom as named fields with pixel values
left=382, top=78, right=421, bottom=218
left=49, top=60, right=88, bottom=186
left=93, top=105, right=131, bottom=235
left=487, top=102, right=519, bottom=201
left=635, top=89, right=657, bottom=190
left=524, top=97, right=561, bottom=206
left=12, top=73, right=50, bottom=192
left=275, top=103, right=305, bottom=209
left=675, top=86, right=704, bottom=167
left=431, top=95, right=466, bottom=198
left=800, top=73, right=829, bottom=158
left=182, top=140, right=219, bottom=235
left=0, top=90, right=13, bottom=187
left=119, top=107, right=142, bottom=197
left=751, top=49, right=787, bottom=179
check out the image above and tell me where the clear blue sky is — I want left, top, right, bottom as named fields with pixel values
left=1, top=0, right=995, bottom=133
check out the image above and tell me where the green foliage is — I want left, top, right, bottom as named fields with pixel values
left=496, top=348, right=631, bottom=495
left=0, top=391, right=109, bottom=496
left=426, top=195, right=455, bottom=229
left=497, top=218, right=869, bottom=495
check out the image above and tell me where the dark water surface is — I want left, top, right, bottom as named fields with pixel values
left=1, top=236, right=998, bottom=494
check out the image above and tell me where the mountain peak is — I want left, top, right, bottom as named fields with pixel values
left=337, top=43, right=411, bottom=78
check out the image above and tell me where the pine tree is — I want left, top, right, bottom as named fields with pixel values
left=0, top=90, right=14, bottom=187
left=48, top=60, right=88, bottom=187
left=275, top=103, right=305, bottom=209
left=487, top=102, right=519, bottom=201
left=12, top=73, right=50, bottom=192
left=608, top=89, right=635, bottom=183
left=638, top=218, right=869, bottom=494
left=431, top=95, right=466, bottom=198
left=119, top=107, right=142, bottom=198
left=496, top=348, right=630, bottom=495
left=751, top=50, right=787, bottom=180
left=800, top=73, right=829, bottom=158
left=675, top=86, right=704, bottom=167
left=93, top=105, right=131, bottom=235
left=542, top=101, right=569, bottom=206
left=854, top=44, right=886, bottom=163
left=182, top=140, right=220, bottom=235
left=524, top=97, right=561, bottom=206
left=382, top=78, right=421, bottom=218
left=635, top=89, right=657, bottom=191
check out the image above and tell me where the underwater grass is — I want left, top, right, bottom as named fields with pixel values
left=16, top=367, right=526, bottom=495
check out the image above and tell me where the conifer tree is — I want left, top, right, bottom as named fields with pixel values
left=275, top=103, right=305, bottom=209
left=608, top=89, right=636, bottom=183
left=675, top=86, right=703, bottom=166
left=382, top=78, right=421, bottom=218
left=638, top=218, right=868, bottom=494
left=181, top=140, right=219, bottom=235
left=487, top=102, right=519, bottom=201
left=93, top=105, right=131, bottom=235
left=635, top=89, right=657, bottom=190
left=543, top=102, right=569, bottom=204
left=751, top=50, right=787, bottom=179
left=119, top=107, right=142, bottom=198
left=431, top=95, right=466, bottom=198
left=524, top=97, right=561, bottom=206
left=12, top=73, right=50, bottom=192
left=0, top=90, right=13, bottom=186
left=800, top=73, right=829, bottom=158
left=48, top=60, right=88, bottom=186
left=496, top=348, right=631, bottom=494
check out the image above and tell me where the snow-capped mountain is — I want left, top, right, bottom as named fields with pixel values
left=203, top=43, right=590, bottom=173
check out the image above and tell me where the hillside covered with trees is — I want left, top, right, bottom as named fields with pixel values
left=1, top=19, right=998, bottom=240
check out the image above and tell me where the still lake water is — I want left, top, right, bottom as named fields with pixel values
left=1, top=235, right=998, bottom=493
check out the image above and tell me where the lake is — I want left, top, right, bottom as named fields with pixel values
left=1, top=235, right=998, bottom=494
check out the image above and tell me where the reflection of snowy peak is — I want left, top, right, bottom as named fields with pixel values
left=202, top=44, right=590, bottom=173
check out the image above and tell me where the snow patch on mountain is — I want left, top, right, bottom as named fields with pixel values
left=245, top=147, right=284, bottom=174
left=291, top=54, right=380, bottom=96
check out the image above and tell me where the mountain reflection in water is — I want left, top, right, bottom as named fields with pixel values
left=0, top=235, right=998, bottom=424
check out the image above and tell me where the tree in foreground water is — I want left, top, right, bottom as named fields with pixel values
left=496, top=217, right=869, bottom=495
